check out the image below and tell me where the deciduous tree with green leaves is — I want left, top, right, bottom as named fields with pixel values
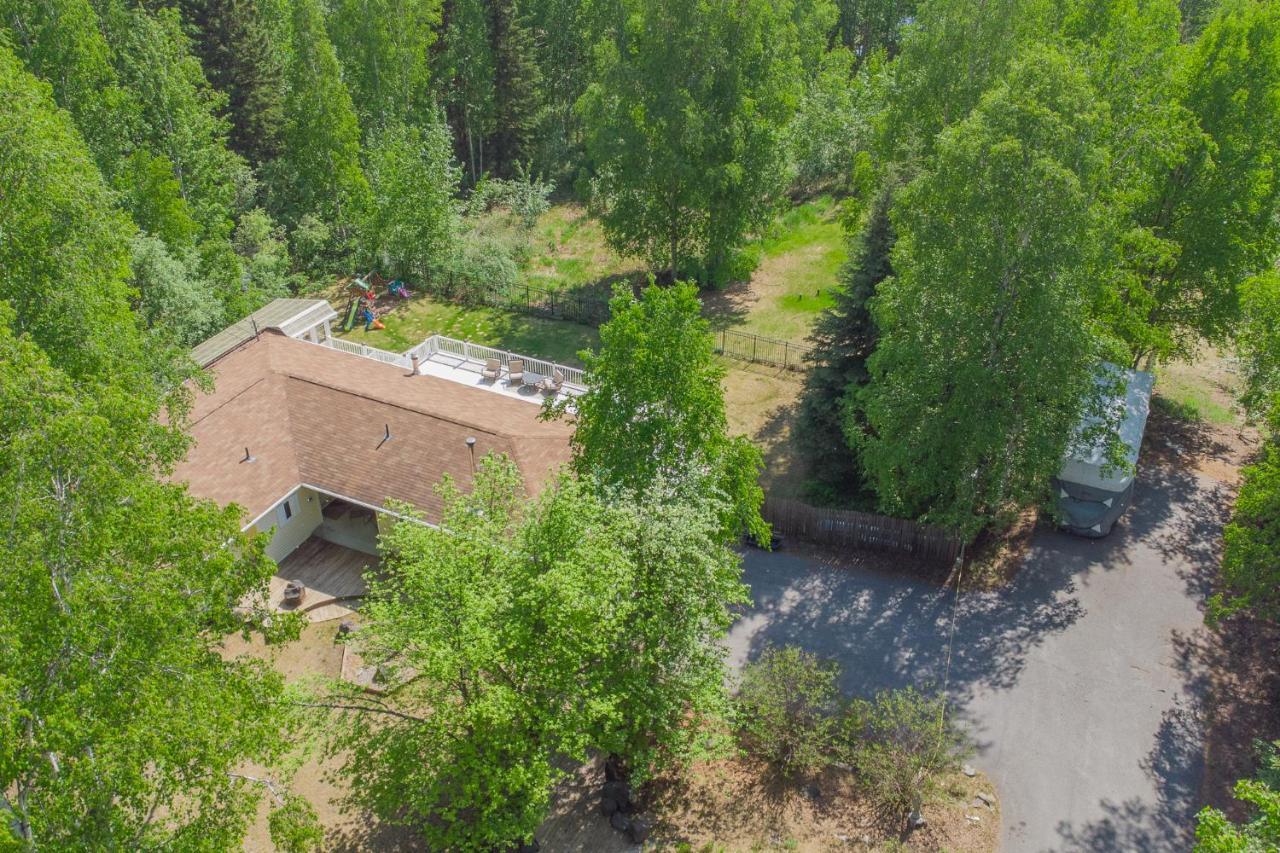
left=0, top=310, right=297, bottom=848
left=327, top=0, right=441, bottom=132
left=1207, top=402, right=1280, bottom=626
left=578, top=0, right=803, bottom=282
left=1235, top=271, right=1280, bottom=421
left=546, top=282, right=768, bottom=542
left=334, top=456, right=747, bottom=847
left=271, top=0, right=370, bottom=256
left=363, top=117, right=461, bottom=279
left=855, top=48, right=1114, bottom=535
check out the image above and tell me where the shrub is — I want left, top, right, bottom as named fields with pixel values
left=268, top=794, right=324, bottom=853
left=841, top=687, right=971, bottom=821
left=734, top=645, right=839, bottom=777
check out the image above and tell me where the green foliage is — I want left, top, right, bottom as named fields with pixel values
left=0, top=45, right=151, bottom=383
left=116, top=150, right=202, bottom=250
left=180, top=0, right=288, bottom=165
left=1195, top=740, right=1280, bottom=851
left=841, top=687, right=971, bottom=822
left=0, top=0, right=135, bottom=170
left=1111, top=0, right=1280, bottom=364
left=548, top=282, right=768, bottom=542
left=488, top=0, right=544, bottom=177
left=336, top=455, right=748, bottom=846
left=268, top=793, right=325, bottom=853
left=363, top=117, right=462, bottom=281
left=433, top=0, right=496, bottom=181
left=327, top=0, right=440, bottom=131
left=789, top=47, right=882, bottom=191
left=272, top=0, right=370, bottom=251
left=1208, top=404, right=1280, bottom=624
left=128, top=234, right=225, bottom=345
left=99, top=0, right=245, bottom=240
left=857, top=48, right=1112, bottom=535
left=797, top=184, right=891, bottom=506
left=877, top=0, right=1052, bottom=161
left=0, top=313, right=292, bottom=848
left=578, top=0, right=803, bottom=282
left=735, top=646, right=839, bottom=778
left=465, top=163, right=553, bottom=226
left=1236, top=272, right=1280, bottom=420
left=232, top=207, right=297, bottom=310
left=834, top=0, right=915, bottom=63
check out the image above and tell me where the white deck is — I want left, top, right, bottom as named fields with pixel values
left=322, top=333, right=586, bottom=407
left=414, top=348, right=583, bottom=407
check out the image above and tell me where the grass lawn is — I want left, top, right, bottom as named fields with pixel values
left=524, top=204, right=647, bottom=297
left=1154, top=348, right=1243, bottom=427
left=701, top=196, right=848, bottom=342
left=337, top=297, right=599, bottom=367
left=525, top=197, right=848, bottom=343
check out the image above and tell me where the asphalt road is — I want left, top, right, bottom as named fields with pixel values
left=727, top=458, right=1232, bottom=851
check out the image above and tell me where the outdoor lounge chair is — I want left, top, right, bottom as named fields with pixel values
left=507, top=359, right=524, bottom=385
left=482, top=358, right=501, bottom=381
left=538, top=369, right=565, bottom=395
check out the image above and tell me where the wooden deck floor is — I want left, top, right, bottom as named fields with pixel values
left=271, top=537, right=380, bottom=622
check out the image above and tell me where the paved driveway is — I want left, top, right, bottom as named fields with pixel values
left=727, top=460, right=1232, bottom=852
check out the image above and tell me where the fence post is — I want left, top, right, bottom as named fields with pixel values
left=751, top=334, right=758, bottom=363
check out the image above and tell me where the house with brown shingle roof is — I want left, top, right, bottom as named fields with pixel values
left=176, top=299, right=576, bottom=616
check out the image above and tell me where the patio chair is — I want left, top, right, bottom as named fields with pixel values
left=538, top=369, right=565, bottom=395
left=507, top=359, right=524, bottom=385
left=481, top=358, right=501, bottom=381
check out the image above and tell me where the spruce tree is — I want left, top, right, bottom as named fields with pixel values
left=180, top=0, right=287, bottom=166
left=796, top=187, right=891, bottom=505
left=488, top=0, right=542, bottom=177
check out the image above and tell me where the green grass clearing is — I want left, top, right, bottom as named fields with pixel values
left=338, top=297, right=598, bottom=367
left=1154, top=350, right=1242, bottom=427
left=701, top=196, right=848, bottom=342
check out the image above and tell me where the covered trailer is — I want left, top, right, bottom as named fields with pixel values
left=1054, top=365, right=1155, bottom=538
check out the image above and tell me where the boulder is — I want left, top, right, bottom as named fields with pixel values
left=628, top=817, right=651, bottom=844
left=962, top=763, right=977, bottom=777
left=601, top=780, right=631, bottom=812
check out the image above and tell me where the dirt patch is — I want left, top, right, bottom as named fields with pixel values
left=632, top=757, right=997, bottom=851
left=723, top=363, right=807, bottom=501
left=1198, top=615, right=1280, bottom=821
left=1142, top=400, right=1260, bottom=487
left=961, top=508, right=1040, bottom=591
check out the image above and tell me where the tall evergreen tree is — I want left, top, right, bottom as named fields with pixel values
left=180, top=0, right=288, bottom=166
left=433, top=0, right=496, bottom=182
left=488, top=0, right=542, bottom=177
left=796, top=187, right=892, bottom=505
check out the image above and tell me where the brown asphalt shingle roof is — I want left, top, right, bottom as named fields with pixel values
left=174, top=330, right=574, bottom=525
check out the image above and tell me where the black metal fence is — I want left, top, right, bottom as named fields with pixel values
left=417, top=274, right=811, bottom=371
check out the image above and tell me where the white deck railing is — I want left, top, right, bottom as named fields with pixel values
left=316, top=333, right=585, bottom=393
left=408, top=335, right=585, bottom=387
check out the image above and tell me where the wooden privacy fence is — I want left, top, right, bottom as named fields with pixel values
left=414, top=273, right=812, bottom=371
left=762, top=496, right=963, bottom=565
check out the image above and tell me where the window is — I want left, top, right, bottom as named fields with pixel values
left=277, top=497, right=295, bottom=527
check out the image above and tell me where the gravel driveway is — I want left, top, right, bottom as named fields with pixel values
left=727, top=458, right=1233, bottom=852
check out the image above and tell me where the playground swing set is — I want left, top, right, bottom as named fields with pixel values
left=340, top=273, right=412, bottom=333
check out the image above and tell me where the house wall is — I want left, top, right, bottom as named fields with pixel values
left=316, top=495, right=380, bottom=555
left=250, top=487, right=323, bottom=562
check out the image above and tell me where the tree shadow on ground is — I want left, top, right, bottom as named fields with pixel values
left=1050, top=698, right=1206, bottom=852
